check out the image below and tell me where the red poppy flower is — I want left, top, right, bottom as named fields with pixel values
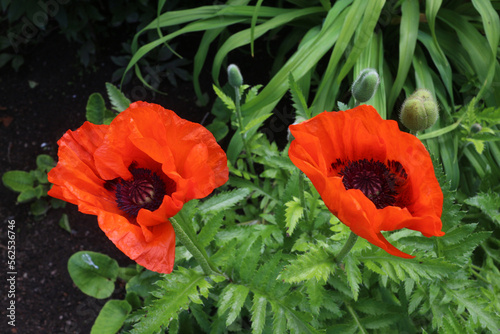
left=48, top=102, right=228, bottom=273
left=288, top=105, right=444, bottom=258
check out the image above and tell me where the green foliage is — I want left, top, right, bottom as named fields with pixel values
left=67, top=251, right=119, bottom=299
left=2, top=153, right=65, bottom=220
left=130, top=267, right=214, bottom=334
left=59, top=1, right=500, bottom=332
left=1, top=0, right=157, bottom=69
left=91, top=300, right=132, bottom=334
left=85, top=82, right=130, bottom=125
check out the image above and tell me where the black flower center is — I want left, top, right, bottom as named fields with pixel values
left=332, top=159, right=407, bottom=209
left=110, top=165, right=176, bottom=217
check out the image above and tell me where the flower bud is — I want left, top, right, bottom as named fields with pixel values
left=351, top=68, right=380, bottom=102
left=471, top=123, right=482, bottom=133
left=400, top=89, right=439, bottom=131
left=227, top=64, right=243, bottom=88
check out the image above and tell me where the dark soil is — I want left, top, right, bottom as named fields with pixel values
left=0, top=31, right=214, bottom=333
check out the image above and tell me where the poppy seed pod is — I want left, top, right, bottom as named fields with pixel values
left=227, top=64, right=243, bottom=88
left=400, top=89, right=439, bottom=132
left=351, top=68, right=380, bottom=102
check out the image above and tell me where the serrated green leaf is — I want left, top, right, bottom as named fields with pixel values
left=305, top=279, right=324, bottom=314
left=362, top=313, right=400, bottom=330
left=271, top=301, right=287, bottom=334
left=280, top=247, right=335, bottom=283
left=105, top=82, right=131, bottom=112
left=362, top=255, right=457, bottom=283
left=239, top=236, right=262, bottom=281
left=344, top=254, right=361, bottom=301
left=242, top=113, right=272, bottom=134
left=440, top=224, right=477, bottom=246
left=442, top=231, right=492, bottom=263
left=445, top=285, right=500, bottom=332
left=464, top=191, right=500, bottom=226
left=198, top=188, right=250, bottom=213
left=250, top=293, right=267, bottom=334
left=289, top=73, right=309, bottom=120
left=285, top=197, right=303, bottom=236
left=225, top=284, right=250, bottom=327
left=126, top=270, right=161, bottom=299
left=213, top=84, right=236, bottom=111
left=130, top=267, right=212, bottom=334
left=197, top=212, right=224, bottom=247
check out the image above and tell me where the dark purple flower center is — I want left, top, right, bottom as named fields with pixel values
left=109, top=165, right=175, bottom=217
left=332, top=159, right=407, bottom=209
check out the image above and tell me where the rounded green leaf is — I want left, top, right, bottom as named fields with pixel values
left=68, top=251, right=119, bottom=299
left=36, top=154, right=55, bottom=172
left=2, top=170, right=35, bottom=192
left=30, top=199, right=49, bottom=216
left=17, top=189, right=37, bottom=203
left=90, top=299, right=132, bottom=334
left=86, top=93, right=107, bottom=125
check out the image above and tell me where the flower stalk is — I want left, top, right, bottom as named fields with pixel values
left=228, top=64, right=256, bottom=176
left=334, top=232, right=358, bottom=265
left=234, top=88, right=257, bottom=177
left=170, top=217, right=223, bottom=277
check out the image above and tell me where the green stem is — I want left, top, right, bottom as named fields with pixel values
left=346, top=302, right=368, bottom=334
left=334, top=232, right=358, bottom=265
left=234, top=87, right=256, bottom=176
left=298, top=172, right=308, bottom=223
left=170, top=217, right=222, bottom=277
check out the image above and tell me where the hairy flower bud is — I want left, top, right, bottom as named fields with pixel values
left=471, top=123, right=482, bottom=134
left=351, top=68, right=380, bottom=102
left=400, top=89, right=439, bottom=131
left=227, top=64, right=243, bottom=88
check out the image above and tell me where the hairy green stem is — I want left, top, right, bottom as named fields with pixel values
left=234, top=87, right=256, bottom=176
left=298, top=172, right=309, bottom=223
left=346, top=302, right=368, bottom=334
left=335, top=232, right=358, bottom=265
left=170, top=217, right=221, bottom=277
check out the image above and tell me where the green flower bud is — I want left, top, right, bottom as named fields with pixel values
left=227, top=64, right=243, bottom=88
left=400, top=89, right=439, bottom=131
left=351, top=68, right=380, bottom=102
left=471, top=123, right=482, bottom=134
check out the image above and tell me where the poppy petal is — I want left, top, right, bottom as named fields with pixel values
left=49, top=102, right=228, bottom=274
left=289, top=105, right=444, bottom=258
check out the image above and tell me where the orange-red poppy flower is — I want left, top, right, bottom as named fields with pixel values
left=288, top=105, right=444, bottom=258
left=48, top=102, right=228, bottom=273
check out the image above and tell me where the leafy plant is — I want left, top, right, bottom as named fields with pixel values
left=122, top=0, right=499, bottom=182
left=0, top=0, right=156, bottom=69
left=2, top=154, right=66, bottom=219
left=64, top=65, right=500, bottom=333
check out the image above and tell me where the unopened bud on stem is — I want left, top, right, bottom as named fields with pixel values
left=400, top=89, right=439, bottom=132
left=227, top=64, right=243, bottom=88
left=351, top=68, right=380, bottom=103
